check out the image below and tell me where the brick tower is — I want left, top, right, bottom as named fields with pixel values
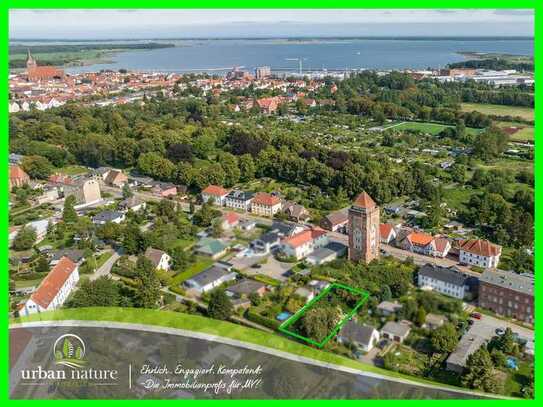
left=348, top=191, right=380, bottom=263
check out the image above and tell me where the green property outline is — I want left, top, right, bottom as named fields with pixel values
left=278, top=283, right=369, bottom=348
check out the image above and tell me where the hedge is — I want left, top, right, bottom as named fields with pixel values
left=245, top=309, right=280, bottom=330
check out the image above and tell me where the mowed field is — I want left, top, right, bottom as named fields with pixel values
left=496, top=121, right=535, bottom=142
left=461, top=103, right=534, bottom=122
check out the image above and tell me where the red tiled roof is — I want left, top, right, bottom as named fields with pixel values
left=407, top=232, right=434, bottom=246
left=202, top=185, right=229, bottom=197
left=380, top=223, right=394, bottom=238
left=283, top=228, right=327, bottom=249
left=9, top=165, right=29, bottom=180
left=223, top=211, right=240, bottom=225
left=30, top=257, right=77, bottom=309
left=459, top=239, right=501, bottom=257
left=353, top=192, right=376, bottom=209
left=434, top=237, right=450, bottom=253
left=252, top=192, right=281, bottom=206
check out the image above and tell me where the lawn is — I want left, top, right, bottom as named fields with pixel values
left=58, top=165, right=90, bottom=176
left=441, top=185, right=479, bottom=213
left=14, top=277, right=44, bottom=289
left=170, top=257, right=214, bottom=286
left=9, top=306, right=488, bottom=395
left=390, top=121, right=482, bottom=136
left=461, top=103, right=534, bottom=122
left=502, top=360, right=532, bottom=398
left=496, top=121, right=534, bottom=142
left=166, top=237, right=196, bottom=251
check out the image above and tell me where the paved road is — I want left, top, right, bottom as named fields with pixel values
left=89, top=250, right=121, bottom=281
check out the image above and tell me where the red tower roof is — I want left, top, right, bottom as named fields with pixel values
left=353, top=192, right=376, bottom=209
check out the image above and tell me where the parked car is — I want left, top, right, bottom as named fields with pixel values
left=470, top=312, right=482, bottom=320
left=496, top=328, right=506, bottom=336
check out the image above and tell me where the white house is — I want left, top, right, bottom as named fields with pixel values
left=458, top=239, right=502, bottom=269
left=184, top=264, right=237, bottom=293
left=26, top=219, right=50, bottom=243
left=119, top=196, right=146, bottom=213
left=417, top=263, right=476, bottom=300
left=224, top=190, right=254, bottom=211
left=379, top=223, right=397, bottom=244
left=250, top=192, right=282, bottom=217
left=92, top=210, right=125, bottom=225
left=201, top=185, right=230, bottom=206
left=338, top=321, right=380, bottom=353
left=281, top=228, right=328, bottom=260
left=145, top=247, right=172, bottom=271
left=21, top=256, right=79, bottom=316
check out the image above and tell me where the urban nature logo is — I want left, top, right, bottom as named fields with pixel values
left=53, top=334, right=87, bottom=369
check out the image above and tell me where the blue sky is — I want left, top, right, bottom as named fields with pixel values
left=10, top=9, right=534, bottom=39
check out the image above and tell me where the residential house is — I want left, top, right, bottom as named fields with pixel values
left=221, top=212, right=240, bottom=230
left=119, top=196, right=146, bottom=212
left=337, top=321, right=380, bottom=353
left=379, top=224, right=397, bottom=244
left=479, top=269, right=533, bottom=323
left=433, top=237, right=452, bottom=258
left=282, top=202, right=310, bottom=222
left=293, top=287, right=315, bottom=303
left=251, top=192, right=282, bottom=217
left=9, top=165, right=30, bottom=191
left=20, top=257, right=79, bottom=316
left=380, top=321, right=411, bottom=343
left=400, top=231, right=451, bottom=258
left=224, top=190, right=254, bottom=211
left=194, top=238, right=228, bottom=259
left=320, top=208, right=348, bottom=233
left=151, top=182, right=178, bottom=198
left=50, top=249, right=85, bottom=266
left=307, top=279, right=330, bottom=293
left=458, top=239, right=502, bottom=269
left=250, top=231, right=281, bottom=254
left=417, top=263, right=478, bottom=300
left=145, top=247, right=172, bottom=271
left=92, top=210, right=125, bottom=225
left=306, top=242, right=348, bottom=266
left=104, top=169, right=128, bottom=188
left=239, top=219, right=256, bottom=231
left=226, top=279, right=267, bottom=298
left=424, top=313, right=447, bottom=329
left=376, top=301, right=403, bottom=316
left=184, top=264, right=237, bottom=293
left=281, top=228, right=328, bottom=260
left=201, top=185, right=230, bottom=206
left=256, top=97, right=280, bottom=114
left=35, top=187, right=60, bottom=205
left=26, top=219, right=50, bottom=242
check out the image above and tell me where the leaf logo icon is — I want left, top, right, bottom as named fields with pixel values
left=53, top=334, right=87, bottom=369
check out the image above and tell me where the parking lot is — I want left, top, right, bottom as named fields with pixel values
left=469, top=313, right=534, bottom=348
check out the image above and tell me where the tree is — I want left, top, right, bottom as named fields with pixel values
left=430, top=323, right=459, bottom=353
left=493, top=327, right=516, bottom=354
left=462, top=346, right=501, bottom=393
left=34, top=256, right=50, bottom=273
left=415, top=306, right=427, bottom=327
left=21, top=155, right=53, bottom=179
left=12, top=226, right=37, bottom=251
left=300, top=306, right=340, bottom=343
left=207, top=290, right=233, bottom=320
left=65, top=277, right=121, bottom=308
left=62, top=195, right=78, bottom=223
left=133, top=256, right=160, bottom=308
left=122, top=183, right=133, bottom=199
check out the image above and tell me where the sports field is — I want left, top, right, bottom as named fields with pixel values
left=461, top=103, right=534, bottom=122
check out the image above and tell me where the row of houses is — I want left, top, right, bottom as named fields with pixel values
left=201, top=185, right=309, bottom=222
left=417, top=263, right=534, bottom=323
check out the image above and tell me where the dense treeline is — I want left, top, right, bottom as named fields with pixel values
left=448, top=58, right=534, bottom=72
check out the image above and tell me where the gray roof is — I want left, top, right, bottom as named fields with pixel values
left=446, top=330, right=487, bottom=368
left=308, top=247, right=337, bottom=262
left=258, top=231, right=281, bottom=244
left=51, top=249, right=85, bottom=263
left=339, top=321, right=377, bottom=345
left=419, top=263, right=471, bottom=287
left=186, top=266, right=235, bottom=288
left=480, top=269, right=534, bottom=296
left=226, top=190, right=254, bottom=201
left=226, top=279, right=266, bottom=296
left=377, top=301, right=403, bottom=313
left=381, top=321, right=411, bottom=337
left=92, top=210, right=124, bottom=223
left=324, top=241, right=348, bottom=254
left=270, top=221, right=299, bottom=236
left=119, top=196, right=142, bottom=209
left=323, top=208, right=348, bottom=225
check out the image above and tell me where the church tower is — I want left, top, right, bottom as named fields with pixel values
left=26, top=49, right=37, bottom=70
left=348, top=191, right=380, bottom=263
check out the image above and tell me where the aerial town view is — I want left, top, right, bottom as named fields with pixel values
left=8, top=8, right=535, bottom=400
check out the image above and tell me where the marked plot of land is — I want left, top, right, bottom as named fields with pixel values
left=279, top=283, right=369, bottom=348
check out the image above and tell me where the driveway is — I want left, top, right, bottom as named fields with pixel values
left=243, top=256, right=294, bottom=282
left=89, top=250, right=121, bottom=281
